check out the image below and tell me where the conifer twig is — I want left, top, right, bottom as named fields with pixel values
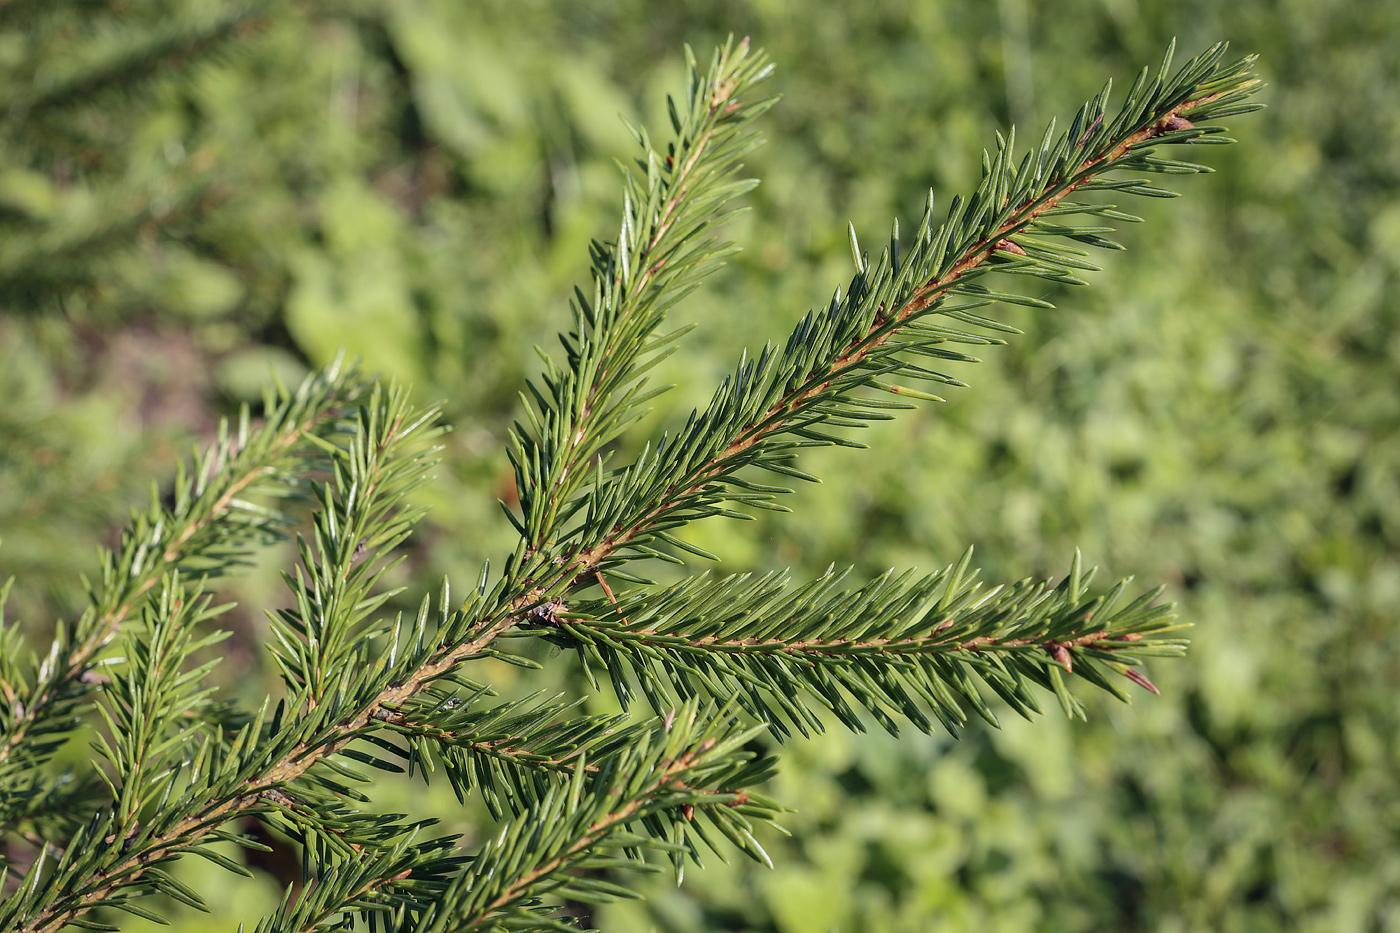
left=0, top=362, right=364, bottom=787
left=526, top=550, right=1183, bottom=736
left=0, top=37, right=1264, bottom=933
left=559, top=42, right=1262, bottom=585
left=507, top=37, right=777, bottom=575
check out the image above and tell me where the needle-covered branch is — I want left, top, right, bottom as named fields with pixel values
left=506, top=37, right=777, bottom=568
left=0, top=376, right=454, bottom=933
left=414, top=702, right=780, bottom=933
left=0, top=359, right=366, bottom=813
left=89, top=576, right=233, bottom=832
left=554, top=42, right=1262, bottom=579
left=1, top=381, right=776, bottom=933
left=2, top=36, right=1262, bottom=933
left=265, top=382, right=447, bottom=703
left=371, top=693, right=660, bottom=821
left=526, top=550, right=1183, bottom=738
left=247, top=831, right=465, bottom=933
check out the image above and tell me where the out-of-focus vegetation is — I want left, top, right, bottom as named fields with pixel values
left=2, top=1, right=1396, bottom=930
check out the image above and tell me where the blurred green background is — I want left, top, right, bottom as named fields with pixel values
left=2, top=0, right=1398, bottom=930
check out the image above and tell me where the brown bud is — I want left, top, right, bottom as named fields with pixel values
left=995, top=239, right=1027, bottom=257
left=1153, top=115, right=1196, bottom=136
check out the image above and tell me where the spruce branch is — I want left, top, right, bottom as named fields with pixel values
left=0, top=376, right=457, bottom=932
left=379, top=41, right=1261, bottom=751
left=3, top=381, right=771, bottom=933
left=538, top=42, right=1262, bottom=585
left=265, top=381, right=447, bottom=704
left=248, top=831, right=465, bottom=933
left=89, top=575, right=233, bottom=833
left=415, top=702, right=779, bottom=933
left=0, top=36, right=1264, bottom=933
left=375, top=693, right=637, bottom=819
left=507, top=36, right=777, bottom=571
left=0, top=360, right=365, bottom=804
left=525, top=550, right=1182, bottom=737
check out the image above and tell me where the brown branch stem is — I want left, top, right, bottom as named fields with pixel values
left=562, top=614, right=1144, bottom=660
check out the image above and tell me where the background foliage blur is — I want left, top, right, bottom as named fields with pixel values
left=2, top=1, right=1397, bottom=930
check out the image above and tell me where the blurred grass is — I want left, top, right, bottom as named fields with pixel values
left=2, top=1, right=1397, bottom=930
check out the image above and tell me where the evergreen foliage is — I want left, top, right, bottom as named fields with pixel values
left=0, top=0, right=273, bottom=311
left=0, top=24, right=1267, bottom=931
